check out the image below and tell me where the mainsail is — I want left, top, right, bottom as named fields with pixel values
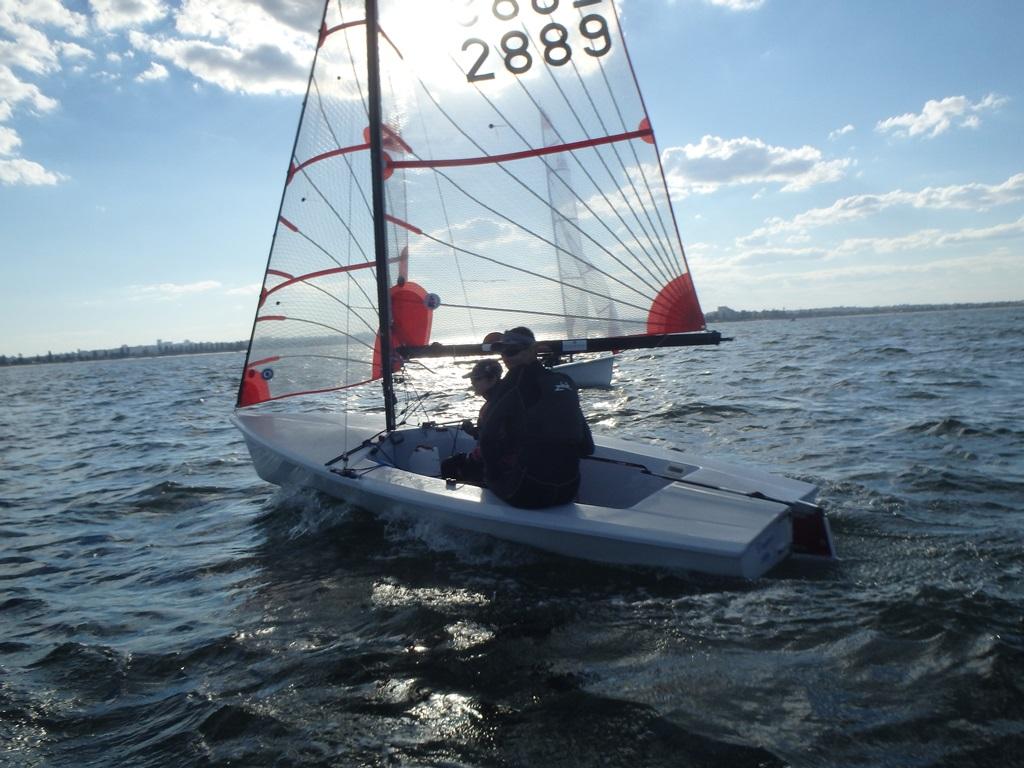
left=238, top=0, right=707, bottom=409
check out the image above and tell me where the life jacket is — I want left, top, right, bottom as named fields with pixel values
left=480, top=363, right=594, bottom=500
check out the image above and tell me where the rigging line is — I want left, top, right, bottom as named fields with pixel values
left=403, top=83, right=479, bottom=338
left=418, top=230, right=655, bottom=315
left=608, top=0, right=701, bottom=287
left=398, top=55, right=664, bottom=300
left=588, top=48, right=679, bottom=278
left=265, top=271, right=381, bottom=341
left=261, top=376, right=376, bottom=404
left=310, top=75, right=375, bottom=227
left=440, top=302, right=649, bottom=325
left=259, top=352, right=375, bottom=367
left=264, top=262, right=399, bottom=339
left=409, top=83, right=660, bottom=305
left=429, top=161, right=656, bottom=305
left=585, top=50, right=679, bottom=276
left=509, top=77, right=671, bottom=294
left=296, top=169, right=381, bottom=317
left=564, top=55, right=678, bottom=283
left=416, top=98, right=478, bottom=339
left=257, top=314, right=376, bottom=351
left=526, top=31, right=676, bottom=287
left=363, top=49, right=659, bottom=304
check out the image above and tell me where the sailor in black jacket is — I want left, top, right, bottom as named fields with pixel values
left=480, top=327, right=594, bottom=508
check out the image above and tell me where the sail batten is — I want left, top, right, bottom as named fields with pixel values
left=237, top=0, right=709, bottom=408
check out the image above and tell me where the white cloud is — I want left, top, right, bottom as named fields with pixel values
left=0, top=0, right=90, bottom=35
left=661, top=135, right=850, bottom=196
left=0, top=124, right=19, bottom=154
left=876, top=93, right=1009, bottom=139
left=0, top=65, right=59, bottom=120
left=225, top=284, right=260, bottom=296
left=0, top=156, right=63, bottom=185
left=89, top=0, right=168, bottom=31
left=129, top=280, right=223, bottom=300
left=828, top=124, right=854, bottom=141
left=739, top=172, right=1024, bottom=245
left=135, top=61, right=168, bottom=82
left=834, top=216, right=1024, bottom=257
left=706, top=0, right=765, bottom=10
left=58, top=42, right=94, bottom=60
left=129, top=30, right=309, bottom=94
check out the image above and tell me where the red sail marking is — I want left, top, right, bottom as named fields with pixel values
left=288, top=143, right=370, bottom=184
left=318, top=19, right=364, bottom=48
left=267, top=269, right=293, bottom=279
left=278, top=216, right=298, bottom=232
left=246, top=356, right=280, bottom=368
left=256, top=315, right=287, bottom=321
left=393, top=128, right=652, bottom=170
left=385, top=214, right=422, bottom=235
left=646, top=274, right=705, bottom=334
left=261, top=258, right=404, bottom=300
left=286, top=123, right=644, bottom=178
left=639, top=117, right=655, bottom=145
left=363, top=124, right=414, bottom=155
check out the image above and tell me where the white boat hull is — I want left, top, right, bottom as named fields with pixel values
left=233, top=411, right=833, bottom=579
left=551, top=355, right=614, bottom=388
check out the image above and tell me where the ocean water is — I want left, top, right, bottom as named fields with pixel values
left=2, top=306, right=1022, bottom=767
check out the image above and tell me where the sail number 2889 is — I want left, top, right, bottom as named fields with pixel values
left=458, top=0, right=612, bottom=83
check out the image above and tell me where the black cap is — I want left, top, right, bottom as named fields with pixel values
left=490, top=327, right=535, bottom=351
left=463, top=359, right=503, bottom=380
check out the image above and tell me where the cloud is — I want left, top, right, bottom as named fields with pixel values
left=0, top=124, right=19, bottom=154
left=706, top=0, right=765, bottom=9
left=661, top=135, right=850, bottom=196
left=828, top=124, right=854, bottom=141
left=833, top=216, right=1024, bottom=257
left=129, top=280, right=223, bottom=300
left=89, top=0, right=168, bottom=31
left=739, top=172, right=1024, bottom=245
left=0, top=156, right=63, bottom=185
left=135, top=61, right=168, bottom=82
left=118, top=0, right=322, bottom=95
left=876, top=93, right=1009, bottom=139
left=225, top=284, right=260, bottom=296
left=129, top=30, right=309, bottom=94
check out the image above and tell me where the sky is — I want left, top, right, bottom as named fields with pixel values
left=1, top=0, right=1022, bottom=357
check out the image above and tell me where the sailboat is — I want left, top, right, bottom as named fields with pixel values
left=232, top=0, right=836, bottom=578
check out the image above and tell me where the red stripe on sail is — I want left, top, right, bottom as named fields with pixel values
left=393, top=128, right=652, bottom=170
left=267, top=269, right=293, bottom=279
left=385, top=214, right=422, bottom=235
left=257, top=315, right=287, bottom=321
left=278, top=216, right=298, bottom=232
left=319, top=19, right=364, bottom=48
left=263, top=257, right=403, bottom=298
left=246, top=356, right=280, bottom=368
left=289, top=143, right=370, bottom=182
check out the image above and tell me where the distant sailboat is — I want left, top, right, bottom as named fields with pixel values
left=233, top=0, right=835, bottom=578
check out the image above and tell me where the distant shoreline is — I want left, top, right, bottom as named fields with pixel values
left=703, top=300, right=1022, bottom=324
left=3, top=301, right=1020, bottom=366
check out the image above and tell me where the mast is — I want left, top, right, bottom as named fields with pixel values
left=365, top=0, right=397, bottom=431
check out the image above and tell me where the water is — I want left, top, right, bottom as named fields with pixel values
left=2, top=307, right=1022, bottom=767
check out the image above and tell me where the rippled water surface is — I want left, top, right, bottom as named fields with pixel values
left=2, top=307, right=1023, bottom=767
